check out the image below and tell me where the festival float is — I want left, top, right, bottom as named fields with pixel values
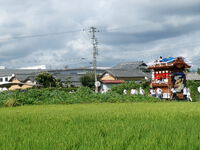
left=148, top=57, right=191, bottom=99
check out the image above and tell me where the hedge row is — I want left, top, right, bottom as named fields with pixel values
left=0, top=87, right=159, bottom=107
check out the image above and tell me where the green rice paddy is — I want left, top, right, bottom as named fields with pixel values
left=0, top=102, right=199, bottom=150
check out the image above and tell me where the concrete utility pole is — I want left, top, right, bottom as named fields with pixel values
left=89, top=27, right=99, bottom=93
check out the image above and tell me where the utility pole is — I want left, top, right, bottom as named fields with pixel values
left=89, top=27, right=99, bottom=93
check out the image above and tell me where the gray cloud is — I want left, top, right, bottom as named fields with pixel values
left=0, top=0, right=199, bottom=69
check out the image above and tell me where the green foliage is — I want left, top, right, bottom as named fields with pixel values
left=0, top=103, right=200, bottom=149
left=4, top=98, right=19, bottom=107
left=80, top=72, right=95, bottom=89
left=139, top=79, right=150, bottom=89
left=64, top=77, right=72, bottom=87
left=111, top=81, right=141, bottom=94
left=76, top=86, right=94, bottom=95
left=35, top=72, right=56, bottom=88
left=55, top=78, right=63, bottom=87
left=0, top=87, right=158, bottom=106
left=185, top=68, right=190, bottom=73
left=187, top=80, right=200, bottom=101
left=197, top=68, right=200, bottom=75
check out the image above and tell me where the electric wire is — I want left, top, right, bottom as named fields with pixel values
left=0, top=29, right=80, bottom=42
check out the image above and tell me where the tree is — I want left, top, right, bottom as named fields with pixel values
left=111, top=81, right=140, bottom=94
left=197, top=68, right=200, bottom=75
left=80, top=72, right=95, bottom=89
left=35, top=72, right=56, bottom=88
left=55, top=78, right=63, bottom=87
left=185, top=68, right=190, bottom=73
left=64, top=77, right=72, bottom=87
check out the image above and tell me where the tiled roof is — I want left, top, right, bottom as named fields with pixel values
left=108, top=61, right=150, bottom=78
left=186, top=73, right=200, bottom=81
left=0, top=69, right=45, bottom=77
left=106, top=68, right=147, bottom=78
left=101, top=80, right=125, bottom=84
left=112, top=61, right=147, bottom=70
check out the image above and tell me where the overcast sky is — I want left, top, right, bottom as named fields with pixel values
left=0, top=0, right=200, bottom=69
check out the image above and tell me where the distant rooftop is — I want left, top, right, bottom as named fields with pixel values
left=186, top=72, right=200, bottom=81
left=112, top=61, right=147, bottom=70
left=17, top=65, right=47, bottom=70
left=0, top=66, right=6, bottom=69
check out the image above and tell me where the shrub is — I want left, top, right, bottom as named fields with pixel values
left=111, top=81, right=141, bottom=94
left=35, top=72, right=56, bottom=88
left=4, top=99, right=19, bottom=107
left=187, top=80, right=200, bottom=101
left=80, top=72, right=95, bottom=89
left=0, top=87, right=159, bottom=106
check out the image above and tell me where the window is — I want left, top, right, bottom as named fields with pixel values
left=5, top=78, right=8, bottom=82
left=0, top=78, right=3, bottom=82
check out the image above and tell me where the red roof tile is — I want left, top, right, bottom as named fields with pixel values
left=101, top=80, right=125, bottom=84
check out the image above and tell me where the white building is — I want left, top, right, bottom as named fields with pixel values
left=17, top=65, right=46, bottom=70
left=0, top=74, right=14, bottom=84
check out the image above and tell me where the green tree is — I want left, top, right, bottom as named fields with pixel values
left=197, top=68, right=200, bottom=75
left=187, top=80, right=200, bottom=101
left=64, top=77, right=72, bottom=87
left=55, top=79, right=63, bottom=87
left=185, top=68, right=190, bottom=73
left=35, top=72, right=56, bottom=88
left=111, top=81, right=140, bottom=95
left=139, top=80, right=150, bottom=89
left=80, top=72, right=95, bottom=89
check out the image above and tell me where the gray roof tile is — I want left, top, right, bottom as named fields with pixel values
left=186, top=73, right=200, bottom=81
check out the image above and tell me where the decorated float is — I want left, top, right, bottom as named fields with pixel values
left=148, top=57, right=191, bottom=99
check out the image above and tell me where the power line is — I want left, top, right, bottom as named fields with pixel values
left=0, top=29, right=80, bottom=42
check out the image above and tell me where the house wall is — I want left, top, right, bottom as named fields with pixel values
left=101, top=73, right=115, bottom=81
left=9, top=85, right=21, bottom=91
left=11, top=78, right=21, bottom=83
left=21, top=84, right=33, bottom=89
left=101, top=83, right=117, bottom=93
left=8, top=78, right=34, bottom=90
left=0, top=76, right=13, bottom=83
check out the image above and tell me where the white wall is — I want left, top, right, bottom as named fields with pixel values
left=101, top=83, right=116, bottom=93
left=0, top=76, right=13, bottom=83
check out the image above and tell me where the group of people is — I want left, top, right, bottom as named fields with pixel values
left=149, top=88, right=162, bottom=99
left=123, top=87, right=145, bottom=95
left=171, top=87, right=192, bottom=101
left=149, top=87, right=192, bottom=101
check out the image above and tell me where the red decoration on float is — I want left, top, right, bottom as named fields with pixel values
left=154, top=73, right=170, bottom=80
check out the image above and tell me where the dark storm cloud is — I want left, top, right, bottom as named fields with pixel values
left=100, top=20, right=200, bottom=45
left=148, top=2, right=200, bottom=17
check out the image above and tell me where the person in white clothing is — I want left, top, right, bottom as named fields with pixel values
left=198, top=86, right=200, bottom=93
left=135, top=89, right=138, bottom=95
left=187, top=88, right=192, bottom=102
left=150, top=89, right=156, bottom=97
left=139, top=87, right=145, bottom=95
left=156, top=88, right=163, bottom=99
left=123, top=89, right=127, bottom=95
left=183, top=87, right=188, bottom=100
left=130, top=89, right=137, bottom=95
left=171, top=87, right=177, bottom=100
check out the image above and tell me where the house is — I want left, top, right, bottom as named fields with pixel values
left=48, top=68, right=106, bottom=87
left=0, top=62, right=150, bottom=91
left=100, top=61, right=150, bottom=92
left=0, top=69, right=43, bottom=91
left=0, top=68, right=106, bottom=90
